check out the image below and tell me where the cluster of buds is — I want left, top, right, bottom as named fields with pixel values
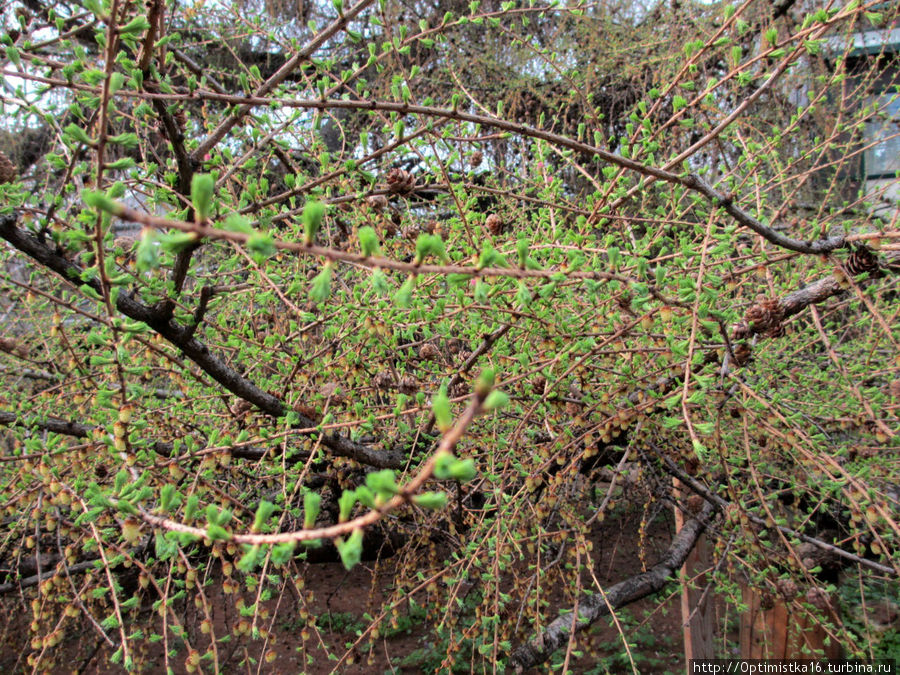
left=732, top=342, right=752, bottom=367
left=775, top=578, right=798, bottom=600
left=685, top=494, right=705, bottom=514
left=728, top=294, right=788, bottom=368
left=231, top=398, right=253, bottom=421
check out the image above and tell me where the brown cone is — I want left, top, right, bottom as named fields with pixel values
left=733, top=342, right=752, bottom=366
left=385, top=168, right=415, bottom=194
left=0, top=151, right=16, bottom=184
left=745, top=296, right=784, bottom=335
left=845, top=245, right=879, bottom=277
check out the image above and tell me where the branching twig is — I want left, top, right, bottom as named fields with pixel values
left=0, top=214, right=400, bottom=468
left=648, top=445, right=896, bottom=576
left=508, top=502, right=716, bottom=671
left=136, top=395, right=485, bottom=545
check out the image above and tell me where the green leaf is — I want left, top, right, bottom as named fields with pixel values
left=309, top=265, right=332, bottom=304
left=119, top=15, right=151, bottom=35
left=159, top=484, right=179, bottom=513
left=395, top=275, right=415, bottom=308
left=337, top=528, right=363, bottom=570
left=114, top=469, right=128, bottom=494
left=432, top=386, right=453, bottom=432
left=206, top=523, right=231, bottom=541
left=175, top=531, right=199, bottom=546
left=5, top=45, right=21, bottom=67
left=434, top=451, right=455, bottom=480
left=691, top=439, right=708, bottom=462
left=515, top=281, right=531, bottom=307
left=271, top=541, right=296, bottom=566
left=475, top=368, right=495, bottom=398
left=154, top=532, right=177, bottom=561
left=190, top=174, right=214, bottom=221
left=516, top=239, right=529, bottom=268
left=223, top=213, right=253, bottom=233
left=414, top=234, right=447, bottom=263
left=338, top=489, right=356, bottom=522
left=252, top=501, right=276, bottom=532
left=477, top=243, right=506, bottom=269
left=303, top=492, right=321, bottom=529
left=237, top=545, right=262, bottom=572
left=483, top=390, right=509, bottom=411
left=365, top=470, right=398, bottom=499
left=106, top=157, right=136, bottom=170
left=371, top=269, right=389, bottom=295
left=136, top=229, right=159, bottom=271
left=694, top=422, right=715, bottom=435
left=473, top=280, right=489, bottom=304
left=358, top=225, right=380, bottom=256
left=302, top=200, right=326, bottom=245
left=108, top=71, right=125, bottom=94
left=449, top=458, right=476, bottom=482
left=413, top=491, right=448, bottom=510
left=108, top=132, right=139, bottom=148
left=157, top=231, right=198, bottom=253
left=65, top=124, right=94, bottom=145
left=82, top=190, right=122, bottom=215
left=247, top=231, right=276, bottom=259
left=184, top=494, right=199, bottom=522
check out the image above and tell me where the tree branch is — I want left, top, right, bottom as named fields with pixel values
left=648, top=445, right=897, bottom=576
left=130, top=89, right=849, bottom=255
left=191, top=0, right=378, bottom=161
left=508, top=502, right=716, bottom=671
left=0, top=214, right=402, bottom=468
left=0, top=556, right=101, bottom=595
left=0, top=411, right=277, bottom=461
left=686, top=174, right=847, bottom=255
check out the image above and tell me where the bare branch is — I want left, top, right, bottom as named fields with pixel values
left=509, top=502, right=716, bottom=671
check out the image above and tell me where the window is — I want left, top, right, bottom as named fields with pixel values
left=864, top=91, right=900, bottom=179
